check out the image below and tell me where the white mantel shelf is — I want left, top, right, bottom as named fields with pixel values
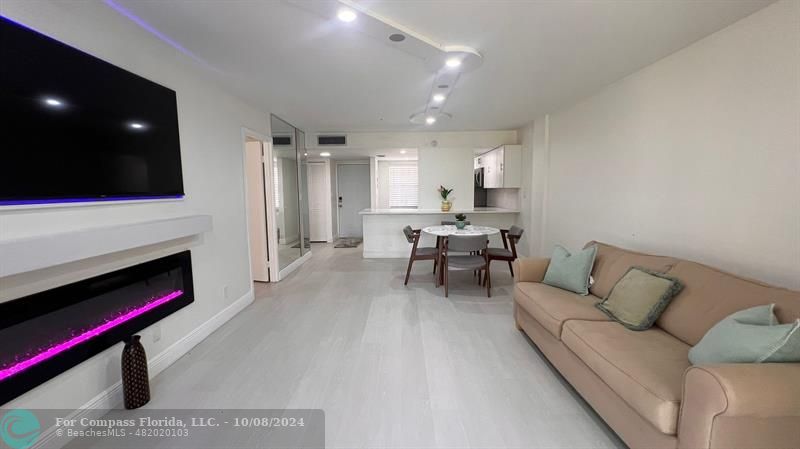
left=359, top=207, right=519, bottom=215
left=0, top=215, right=212, bottom=278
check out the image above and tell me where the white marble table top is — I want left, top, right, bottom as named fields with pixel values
left=421, top=225, right=501, bottom=237
left=359, top=207, right=519, bottom=215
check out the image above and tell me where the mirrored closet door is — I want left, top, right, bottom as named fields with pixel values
left=269, top=115, right=311, bottom=275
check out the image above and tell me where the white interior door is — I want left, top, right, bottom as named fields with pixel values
left=308, top=161, right=331, bottom=242
left=244, top=140, right=270, bottom=282
left=337, top=163, right=370, bottom=238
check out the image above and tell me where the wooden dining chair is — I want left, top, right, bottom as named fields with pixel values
left=442, top=234, right=491, bottom=298
left=485, top=225, right=524, bottom=282
left=403, top=225, right=439, bottom=285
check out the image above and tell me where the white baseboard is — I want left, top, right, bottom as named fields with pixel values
left=33, top=288, right=255, bottom=449
left=277, top=250, right=312, bottom=280
left=148, top=288, right=254, bottom=377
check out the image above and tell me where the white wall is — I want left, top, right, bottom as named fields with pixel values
left=515, top=117, right=551, bottom=258
left=535, top=0, right=800, bottom=289
left=418, top=147, right=477, bottom=210
left=0, top=1, right=269, bottom=408
left=486, top=189, right=520, bottom=211
left=515, top=123, right=534, bottom=257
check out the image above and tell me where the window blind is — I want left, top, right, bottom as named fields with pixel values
left=389, top=165, right=418, bottom=208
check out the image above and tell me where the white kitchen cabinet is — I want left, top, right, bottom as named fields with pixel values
left=482, top=150, right=498, bottom=188
left=476, top=145, right=521, bottom=188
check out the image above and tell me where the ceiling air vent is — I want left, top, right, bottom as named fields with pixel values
left=317, top=135, right=347, bottom=146
left=272, top=135, right=292, bottom=146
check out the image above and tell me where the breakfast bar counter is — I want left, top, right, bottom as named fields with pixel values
left=359, top=207, right=519, bottom=258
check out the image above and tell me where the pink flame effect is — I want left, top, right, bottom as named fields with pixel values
left=0, top=290, right=184, bottom=382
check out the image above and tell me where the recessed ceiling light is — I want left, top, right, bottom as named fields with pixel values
left=129, top=122, right=145, bottom=129
left=389, top=33, right=405, bottom=42
left=445, top=58, right=461, bottom=68
left=44, top=97, right=63, bottom=107
left=410, top=111, right=450, bottom=125
left=400, top=150, right=407, bottom=154
left=337, top=9, right=357, bottom=22
left=432, top=94, right=446, bottom=103
left=320, top=152, right=331, bottom=157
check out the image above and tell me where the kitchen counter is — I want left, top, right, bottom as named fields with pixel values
left=359, top=207, right=520, bottom=258
left=359, top=207, right=519, bottom=215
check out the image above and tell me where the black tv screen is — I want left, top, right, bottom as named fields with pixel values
left=0, top=16, right=184, bottom=206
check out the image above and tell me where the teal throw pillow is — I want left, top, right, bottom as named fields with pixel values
left=542, top=245, right=597, bottom=295
left=688, top=304, right=800, bottom=364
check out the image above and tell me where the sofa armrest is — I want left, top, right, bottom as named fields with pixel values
left=513, top=258, right=550, bottom=283
left=678, top=364, right=800, bottom=449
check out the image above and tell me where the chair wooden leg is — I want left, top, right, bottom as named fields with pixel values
left=483, top=260, right=491, bottom=286
left=404, top=257, right=414, bottom=285
left=508, top=260, right=514, bottom=277
left=444, top=262, right=449, bottom=298
left=434, top=256, right=439, bottom=288
left=486, top=266, right=492, bottom=297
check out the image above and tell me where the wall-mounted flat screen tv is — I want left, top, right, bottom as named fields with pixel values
left=0, top=16, right=184, bottom=206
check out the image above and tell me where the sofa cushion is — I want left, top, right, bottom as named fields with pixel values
left=542, top=245, right=597, bottom=295
left=596, top=267, right=684, bottom=331
left=514, top=282, right=609, bottom=339
left=689, top=304, right=800, bottom=364
left=562, top=320, right=690, bottom=435
left=586, top=242, right=678, bottom=299
left=658, top=261, right=800, bottom=345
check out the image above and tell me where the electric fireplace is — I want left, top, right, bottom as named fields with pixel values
left=0, top=251, right=194, bottom=405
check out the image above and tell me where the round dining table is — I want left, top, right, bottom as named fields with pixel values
left=421, top=225, right=501, bottom=286
left=421, top=224, right=501, bottom=237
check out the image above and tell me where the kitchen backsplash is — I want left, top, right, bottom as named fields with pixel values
left=487, top=188, right=520, bottom=210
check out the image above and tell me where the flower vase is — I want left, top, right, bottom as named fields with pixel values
left=441, top=201, right=452, bottom=212
left=455, top=221, right=466, bottom=229
left=122, top=335, right=150, bottom=409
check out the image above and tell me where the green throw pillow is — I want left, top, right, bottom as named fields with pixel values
left=595, top=267, right=683, bottom=331
left=688, top=304, right=800, bottom=365
left=542, top=245, right=597, bottom=295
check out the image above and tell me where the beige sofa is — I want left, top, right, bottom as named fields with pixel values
left=513, top=242, right=800, bottom=449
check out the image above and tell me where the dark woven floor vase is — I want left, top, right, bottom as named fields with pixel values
left=122, top=335, right=150, bottom=409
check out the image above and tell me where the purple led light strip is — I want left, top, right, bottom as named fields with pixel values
left=0, top=290, right=184, bottom=382
left=0, top=195, right=184, bottom=207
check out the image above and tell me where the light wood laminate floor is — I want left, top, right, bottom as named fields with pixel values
left=147, top=244, right=624, bottom=448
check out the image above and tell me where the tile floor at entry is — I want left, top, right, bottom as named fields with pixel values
left=144, top=244, right=624, bottom=448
